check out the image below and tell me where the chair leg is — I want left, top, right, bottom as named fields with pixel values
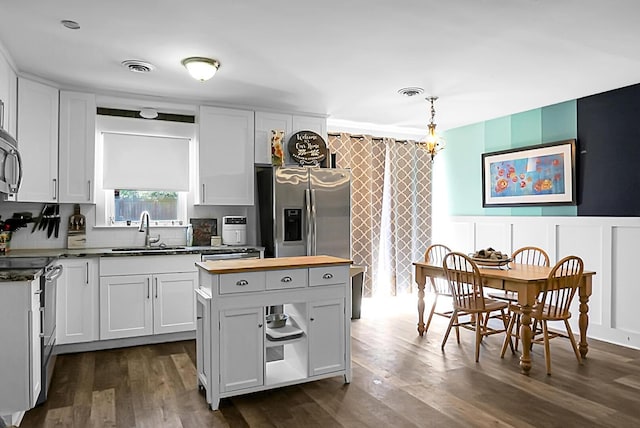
left=542, top=320, right=552, bottom=375
left=454, top=313, right=461, bottom=344
left=515, top=313, right=521, bottom=351
left=475, top=315, right=482, bottom=362
left=424, top=295, right=438, bottom=334
left=500, top=309, right=517, bottom=357
left=564, top=320, right=583, bottom=365
left=441, top=310, right=457, bottom=350
left=500, top=309, right=515, bottom=354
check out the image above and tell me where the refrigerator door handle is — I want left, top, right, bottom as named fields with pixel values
left=305, top=188, right=312, bottom=255
left=310, top=188, right=317, bottom=256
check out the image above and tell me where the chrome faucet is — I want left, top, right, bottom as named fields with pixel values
left=138, top=211, right=160, bottom=248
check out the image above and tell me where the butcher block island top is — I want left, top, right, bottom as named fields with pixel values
left=195, top=255, right=352, bottom=274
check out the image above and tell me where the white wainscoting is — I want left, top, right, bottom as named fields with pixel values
left=433, top=215, right=640, bottom=350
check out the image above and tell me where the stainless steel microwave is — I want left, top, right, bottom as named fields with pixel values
left=0, top=121, right=22, bottom=194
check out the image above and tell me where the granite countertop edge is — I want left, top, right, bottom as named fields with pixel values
left=0, top=246, right=264, bottom=282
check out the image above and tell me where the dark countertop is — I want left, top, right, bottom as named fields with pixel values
left=0, top=245, right=264, bottom=282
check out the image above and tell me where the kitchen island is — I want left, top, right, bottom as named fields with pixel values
left=195, top=255, right=352, bottom=411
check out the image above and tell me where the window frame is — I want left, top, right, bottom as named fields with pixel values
left=95, top=114, right=196, bottom=227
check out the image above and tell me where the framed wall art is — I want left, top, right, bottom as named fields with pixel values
left=482, top=139, right=576, bottom=207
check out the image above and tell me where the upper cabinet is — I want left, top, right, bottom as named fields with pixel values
left=16, top=78, right=59, bottom=202
left=198, top=106, right=254, bottom=205
left=0, top=52, right=17, bottom=137
left=254, top=111, right=327, bottom=165
left=58, top=91, right=96, bottom=203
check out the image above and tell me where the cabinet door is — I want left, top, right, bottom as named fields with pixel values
left=219, top=307, right=264, bottom=392
left=254, top=111, right=292, bottom=164
left=57, top=259, right=99, bottom=344
left=308, top=298, right=345, bottom=376
left=199, top=106, right=254, bottom=205
left=153, top=272, right=197, bottom=334
left=59, top=91, right=96, bottom=203
left=0, top=52, right=17, bottom=137
left=16, top=78, right=59, bottom=202
left=99, top=274, right=153, bottom=339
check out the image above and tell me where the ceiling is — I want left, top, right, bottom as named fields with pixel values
left=1, top=0, right=640, bottom=138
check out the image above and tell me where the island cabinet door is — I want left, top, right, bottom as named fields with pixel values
left=219, top=307, right=264, bottom=392
left=308, top=298, right=345, bottom=377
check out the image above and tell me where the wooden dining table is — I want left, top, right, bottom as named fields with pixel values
left=413, top=261, right=596, bottom=375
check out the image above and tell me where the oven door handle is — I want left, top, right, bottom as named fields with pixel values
left=45, top=265, right=63, bottom=282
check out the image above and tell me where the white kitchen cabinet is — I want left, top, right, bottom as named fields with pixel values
left=16, top=77, right=59, bottom=202
left=308, top=298, right=345, bottom=376
left=153, top=272, right=198, bottom=334
left=219, top=307, right=264, bottom=392
left=100, top=273, right=153, bottom=339
left=58, top=91, right=96, bottom=203
left=196, top=256, right=351, bottom=411
left=0, top=50, right=17, bottom=137
left=198, top=106, right=254, bottom=205
left=254, top=111, right=327, bottom=165
left=0, top=277, right=42, bottom=414
left=57, top=258, right=99, bottom=344
left=99, top=255, right=199, bottom=340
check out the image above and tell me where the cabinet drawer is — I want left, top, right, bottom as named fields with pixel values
left=219, top=271, right=265, bottom=294
left=266, top=268, right=307, bottom=290
left=309, top=265, right=349, bottom=287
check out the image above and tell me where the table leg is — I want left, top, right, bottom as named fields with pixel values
left=416, top=269, right=426, bottom=336
left=579, top=293, right=590, bottom=358
left=519, top=305, right=533, bottom=375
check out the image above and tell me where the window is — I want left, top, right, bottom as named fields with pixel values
left=113, top=190, right=179, bottom=223
left=96, top=114, right=195, bottom=227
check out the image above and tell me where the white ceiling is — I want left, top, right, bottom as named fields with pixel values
left=1, top=0, right=640, bottom=138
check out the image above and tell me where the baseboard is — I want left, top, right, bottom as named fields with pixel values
left=55, top=331, right=196, bottom=355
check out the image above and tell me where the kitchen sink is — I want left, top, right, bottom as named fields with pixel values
left=111, top=246, right=187, bottom=252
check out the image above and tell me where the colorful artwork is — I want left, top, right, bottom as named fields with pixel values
left=482, top=140, right=576, bottom=207
left=489, top=153, right=565, bottom=198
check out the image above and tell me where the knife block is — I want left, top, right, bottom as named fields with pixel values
left=67, top=204, right=86, bottom=248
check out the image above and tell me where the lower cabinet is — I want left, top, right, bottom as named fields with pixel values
left=0, top=278, right=42, bottom=414
left=100, top=272, right=198, bottom=340
left=219, top=307, right=264, bottom=392
left=99, top=255, right=200, bottom=340
left=57, top=258, right=99, bottom=344
left=196, top=262, right=351, bottom=410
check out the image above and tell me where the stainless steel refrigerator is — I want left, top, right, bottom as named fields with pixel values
left=256, top=166, right=351, bottom=259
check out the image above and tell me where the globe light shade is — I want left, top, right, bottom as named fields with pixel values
left=181, top=57, right=220, bottom=82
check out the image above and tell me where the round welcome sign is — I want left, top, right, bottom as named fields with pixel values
left=287, top=131, right=327, bottom=166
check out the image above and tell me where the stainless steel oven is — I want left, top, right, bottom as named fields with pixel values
left=38, top=262, right=62, bottom=404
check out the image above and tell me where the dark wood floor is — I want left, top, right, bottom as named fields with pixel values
left=21, top=296, right=640, bottom=427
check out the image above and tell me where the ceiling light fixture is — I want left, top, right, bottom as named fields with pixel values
left=181, top=57, right=220, bottom=82
left=139, top=108, right=158, bottom=119
left=418, top=96, right=446, bottom=163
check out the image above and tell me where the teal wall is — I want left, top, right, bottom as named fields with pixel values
left=441, top=100, right=577, bottom=216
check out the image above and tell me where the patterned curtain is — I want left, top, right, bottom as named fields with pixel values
left=328, top=133, right=432, bottom=296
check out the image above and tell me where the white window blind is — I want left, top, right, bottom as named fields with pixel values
left=102, top=132, right=189, bottom=191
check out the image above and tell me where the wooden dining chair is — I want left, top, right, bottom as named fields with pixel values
left=487, top=246, right=550, bottom=349
left=500, top=255, right=584, bottom=375
left=423, top=244, right=454, bottom=336
left=488, top=246, right=550, bottom=303
left=442, top=252, right=511, bottom=362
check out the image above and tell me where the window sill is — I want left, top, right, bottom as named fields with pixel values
left=92, top=224, right=187, bottom=230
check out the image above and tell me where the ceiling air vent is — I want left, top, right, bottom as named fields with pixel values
left=121, top=60, right=156, bottom=73
left=397, top=87, right=424, bottom=97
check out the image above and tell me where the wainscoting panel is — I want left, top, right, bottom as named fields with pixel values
left=433, top=216, right=640, bottom=350
left=612, top=226, right=640, bottom=335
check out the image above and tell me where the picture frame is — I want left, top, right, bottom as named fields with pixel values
left=482, top=139, right=576, bottom=207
